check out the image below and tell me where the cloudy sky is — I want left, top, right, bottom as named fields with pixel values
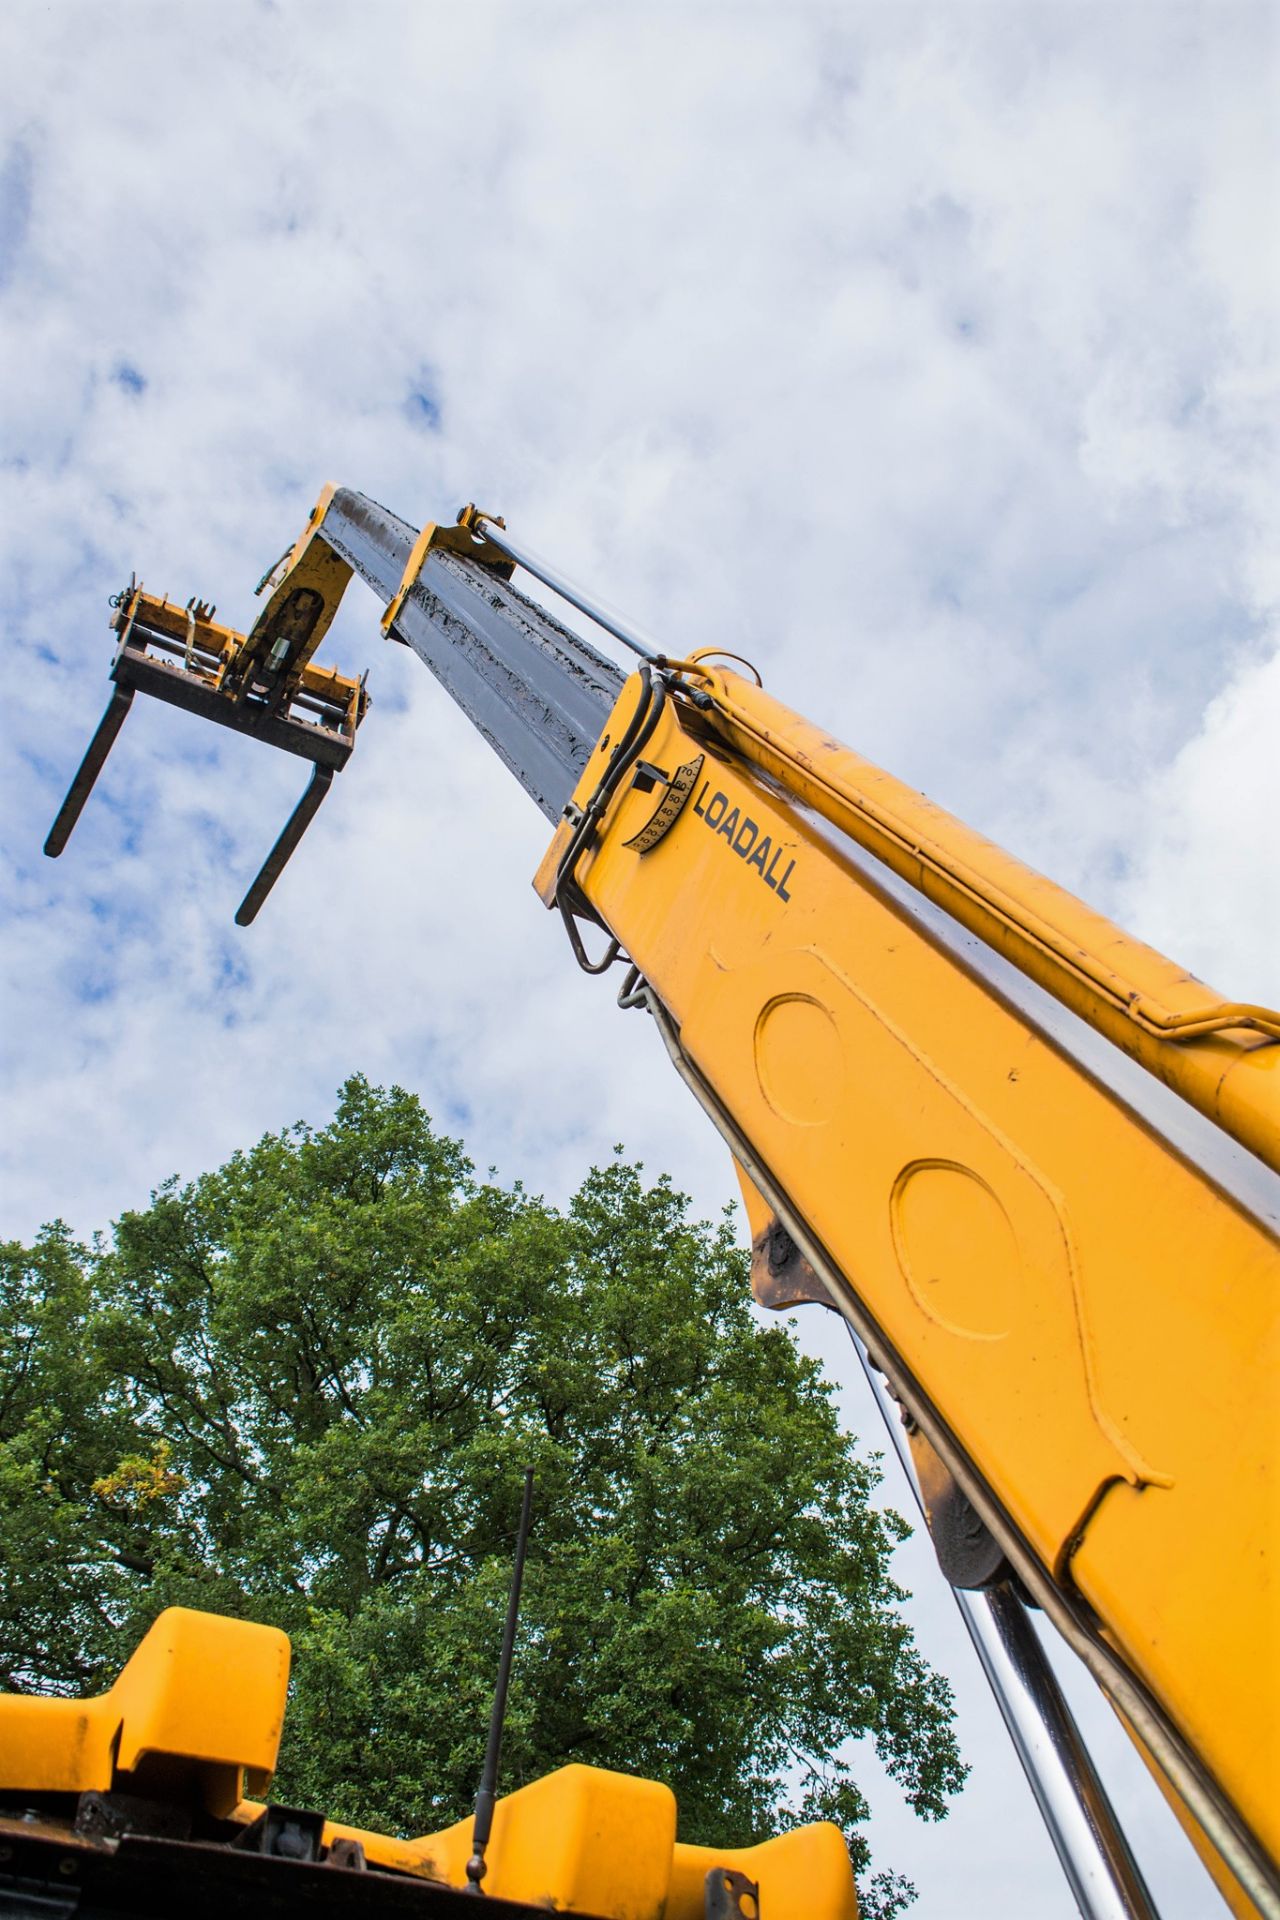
left=2, top=4, right=1277, bottom=1914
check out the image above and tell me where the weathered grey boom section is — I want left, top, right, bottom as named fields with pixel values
left=319, top=489, right=625, bottom=821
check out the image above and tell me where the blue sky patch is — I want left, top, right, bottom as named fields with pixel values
left=405, top=376, right=442, bottom=430
left=0, top=139, right=33, bottom=291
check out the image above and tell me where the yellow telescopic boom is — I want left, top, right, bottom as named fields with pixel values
left=40, top=488, right=1280, bottom=1920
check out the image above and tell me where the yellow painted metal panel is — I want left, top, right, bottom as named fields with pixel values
left=328, top=1765, right=677, bottom=1919
left=0, top=1609, right=289, bottom=1811
left=549, top=671, right=1280, bottom=1880
left=670, top=1826, right=860, bottom=1920
left=0, top=1698, right=113, bottom=1793
left=110, top=1607, right=290, bottom=1782
left=687, top=668, right=1280, bottom=1171
left=245, top=531, right=356, bottom=683
left=318, top=1767, right=859, bottom=1920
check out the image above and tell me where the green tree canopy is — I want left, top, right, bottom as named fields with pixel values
left=0, top=1076, right=964, bottom=1911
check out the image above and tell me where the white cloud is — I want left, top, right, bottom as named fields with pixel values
left=1122, top=643, right=1280, bottom=998
left=2, top=3, right=1276, bottom=1912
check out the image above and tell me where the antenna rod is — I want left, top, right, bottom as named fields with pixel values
left=466, top=1467, right=535, bottom=1895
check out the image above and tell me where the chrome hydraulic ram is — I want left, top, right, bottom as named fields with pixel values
left=847, top=1329, right=1157, bottom=1920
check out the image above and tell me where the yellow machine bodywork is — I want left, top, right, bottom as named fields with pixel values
left=0, top=1610, right=859, bottom=1920
left=247, top=482, right=357, bottom=688
left=122, top=480, right=367, bottom=734
left=535, top=661, right=1280, bottom=1907
left=116, top=587, right=368, bottom=739
left=0, top=1610, right=289, bottom=1816
left=327, top=1768, right=856, bottom=1919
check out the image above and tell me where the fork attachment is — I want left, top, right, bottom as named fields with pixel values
left=44, top=489, right=368, bottom=922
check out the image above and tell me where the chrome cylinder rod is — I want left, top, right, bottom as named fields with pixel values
left=476, top=520, right=663, bottom=663
left=846, top=1328, right=1157, bottom=1920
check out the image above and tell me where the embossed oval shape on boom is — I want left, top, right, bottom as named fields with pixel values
left=891, top=1160, right=1021, bottom=1341
left=754, top=995, right=844, bottom=1126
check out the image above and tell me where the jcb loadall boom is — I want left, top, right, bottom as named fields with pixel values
left=26, top=485, right=1280, bottom=1920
